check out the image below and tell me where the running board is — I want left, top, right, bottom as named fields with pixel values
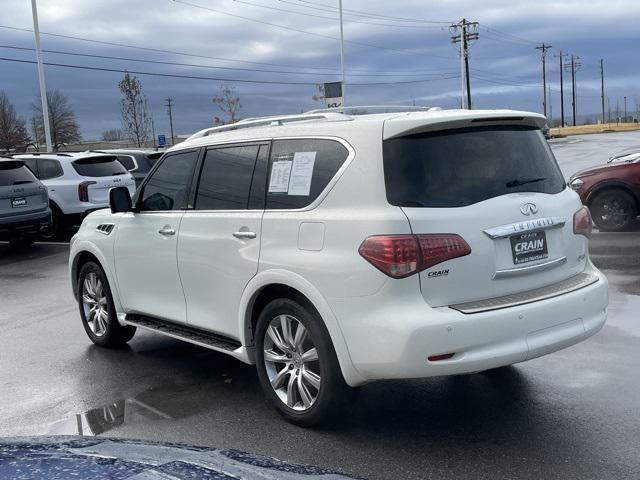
left=123, top=314, right=254, bottom=363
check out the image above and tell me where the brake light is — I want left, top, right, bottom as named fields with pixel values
left=78, top=181, right=96, bottom=202
left=359, top=234, right=471, bottom=279
left=573, top=206, right=593, bottom=238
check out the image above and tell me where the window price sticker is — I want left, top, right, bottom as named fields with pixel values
left=288, top=152, right=316, bottom=196
left=268, top=160, right=292, bottom=193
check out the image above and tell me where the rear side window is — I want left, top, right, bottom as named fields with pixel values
left=0, top=162, right=37, bottom=186
left=116, top=155, right=136, bottom=171
left=38, top=159, right=63, bottom=180
left=266, top=139, right=349, bottom=210
left=72, top=156, right=128, bottom=177
left=195, top=145, right=260, bottom=210
left=139, top=150, right=198, bottom=211
left=383, top=126, right=566, bottom=208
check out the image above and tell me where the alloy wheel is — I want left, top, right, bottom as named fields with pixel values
left=263, top=314, right=321, bottom=411
left=595, top=193, right=633, bottom=229
left=82, top=272, right=109, bottom=337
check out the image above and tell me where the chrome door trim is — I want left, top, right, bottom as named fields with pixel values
left=493, top=256, right=567, bottom=279
left=483, top=216, right=566, bottom=239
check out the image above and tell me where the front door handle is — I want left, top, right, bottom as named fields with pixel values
left=158, top=226, right=176, bottom=236
left=233, top=231, right=256, bottom=239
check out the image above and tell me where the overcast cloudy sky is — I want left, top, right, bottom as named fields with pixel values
left=1, top=0, right=639, bottom=139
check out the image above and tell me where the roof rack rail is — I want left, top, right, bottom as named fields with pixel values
left=306, top=105, right=440, bottom=115
left=185, top=111, right=352, bottom=142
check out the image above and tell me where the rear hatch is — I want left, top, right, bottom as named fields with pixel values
left=0, top=161, right=48, bottom=218
left=383, top=117, right=585, bottom=307
left=72, top=156, right=136, bottom=205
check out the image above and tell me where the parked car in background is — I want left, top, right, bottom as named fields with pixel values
left=0, top=158, right=51, bottom=247
left=91, top=149, right=164, bottom=187
left=14, top=152, right=136, bottom=238
left=69, top=107, right=607, bottom=426
left=607, top=151, right=640, bottom=164
left=570, top=157, right=640, bottom=231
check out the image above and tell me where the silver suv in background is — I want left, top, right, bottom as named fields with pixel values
left=91, top=149, right=164, bottom=187
left=14, top=152, right=136, bottom=238
left=0, top=158, right=51, bottom=247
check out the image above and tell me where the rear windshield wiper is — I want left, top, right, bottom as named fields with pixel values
left=400, top=200, right=427, bottom=207
left=505, top=177, right=546, bottom=188
left=13, top=180, right=34, bottom=185
left=111, top=172, right=127, bottom=176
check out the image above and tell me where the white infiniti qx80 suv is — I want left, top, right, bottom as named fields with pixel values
left=69, top=107, right=608, bottom=425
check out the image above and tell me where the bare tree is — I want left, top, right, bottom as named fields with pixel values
left=119, top=73, right=151, bottom=147
left=212, top=84, right=242, bottom=125
left=0, top=92, right=30, bottom=153
left=32, top=90, right=81, bottom=150
left=101, top=128, right=126, bottom=141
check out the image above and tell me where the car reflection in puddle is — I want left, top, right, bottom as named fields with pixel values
left=46, top=397, right=172, bottom=436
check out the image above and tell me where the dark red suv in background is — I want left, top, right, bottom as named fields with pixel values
left=569, top=156, right=640, bottom=231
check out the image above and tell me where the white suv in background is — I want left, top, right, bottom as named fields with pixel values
left=15, top=152, right=136, bottom=238
left=69, top=107, right=608, bottom=426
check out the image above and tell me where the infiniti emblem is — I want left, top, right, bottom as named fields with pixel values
left=520, top=202, right=538, bottom=216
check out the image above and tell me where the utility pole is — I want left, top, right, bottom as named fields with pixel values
left=165, top=98, right=175, bottom=146
left=548, top=85, right=553, bottom=125
left=600, top=59, right=605, bottom=125
left=151, top=115, right=157, bottom=149
left=624, top=96, right=627, bottom=122
left=536, top=43, right=552, bottom=117
left=338, top=0, right=346, bottom=106
left=555, top=52, right=566, bottom=127
left=451, top=19, right=479, bottom=109
left=564, top=55, right=581, bottom=126
left=30, top=0, right=52, bottom=152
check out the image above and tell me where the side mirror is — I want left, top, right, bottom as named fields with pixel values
left=109, top=186, right=132, bottom=213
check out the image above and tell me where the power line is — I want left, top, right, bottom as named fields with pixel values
left=227, top=0, right=445, bottom=29
left=0, top=44, right=457, bottom=78
left=0, top=24, right=350, bottom=73
left=170, top=0, right=456, bottom=60
left=0, top=56, right=460, bottom=86
left=292, top=0, right=453, bottom=25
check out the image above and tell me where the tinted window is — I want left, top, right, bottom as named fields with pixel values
left=383, top=126, right=566, bottom=208
left=266, top=139, right=349, bottom=210
left=38, top=159, right=63, bottom=180
left=0, top=162, right=37, bottom=186
left=195, top=145, right=259, bottom=210
left=72, top=156, right=128, bottom=177
left=22, top=158, right=38, bottom=177
left=139, top=150, right=198, bottom=211
left=116, top=155, right=136, bottom=171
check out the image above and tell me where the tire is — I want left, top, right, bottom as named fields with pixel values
left=590, top=189, right=638, bottom=232
left=9, top=235, right=34, bottom=248
left=255, top=298, right=350, bottom=427
left=77, top=261, right=136, bottom=347
left=40, top=204, right=61, bottom=240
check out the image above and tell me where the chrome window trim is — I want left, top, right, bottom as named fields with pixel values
left=483, top=216, right=566, bottom=239
left=493, top=256, right=567, bottom=279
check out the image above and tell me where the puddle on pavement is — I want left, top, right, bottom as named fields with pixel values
left=45, top=397, right=173, bottom=436
left=43, top=378, right=230, bottom=436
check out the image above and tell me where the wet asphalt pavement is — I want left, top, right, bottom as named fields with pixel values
left=1, top=133, right=640, bottom=480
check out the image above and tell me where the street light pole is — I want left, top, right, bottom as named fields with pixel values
left=30, top=0, right=52, bottom=152
left=338, top=0, right=346, bottom=106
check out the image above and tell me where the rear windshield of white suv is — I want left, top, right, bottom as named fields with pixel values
left=383, top=125, right=565, bottom=208
left=0, top=161, right=37, bottom=186
left=72, top=156, right=129, bottom=177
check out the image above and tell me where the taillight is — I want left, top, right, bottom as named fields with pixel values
left=359, top=234, right=471, bottom=279
left=573, top=206, right=593, bottom=237
left=78, top=181, right=96, bottom=202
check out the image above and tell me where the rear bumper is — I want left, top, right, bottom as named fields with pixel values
left=0, top=209, right=52, bottom=237
left=331, top=263, right=608, bottom=384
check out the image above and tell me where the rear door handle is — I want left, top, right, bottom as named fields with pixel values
left=233, top=231, right=256, bottom=239
left=158, top=226, right=176, bottom=236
